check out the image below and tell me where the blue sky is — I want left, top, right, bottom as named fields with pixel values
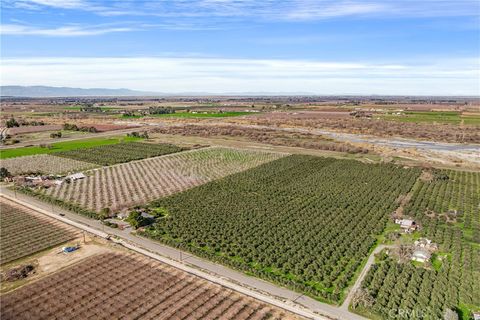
left=1, top=0, right=479, bottom=95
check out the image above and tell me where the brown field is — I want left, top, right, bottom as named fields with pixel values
left=0, top=252, right=299, bottom=320
left=6, top=125, right=62, bottom=135
left=234, top=113, right=480, bottom=143
left=151, top=124, right=370, bottom=154
left=0, top=198, right=79, bottom=265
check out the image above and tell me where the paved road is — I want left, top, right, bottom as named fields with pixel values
left=1, top=186, right=367, bottom=320
left=340, top=245, right=393, bottom=311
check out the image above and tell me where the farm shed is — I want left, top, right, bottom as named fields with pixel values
left=66, top=172, right=86, bottom=181
left=395, top=218, right=417, bottom=233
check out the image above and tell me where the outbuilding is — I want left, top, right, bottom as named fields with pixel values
left=395, top=218, right=417, bottom=233
left=411, top=250, right=431, bottom=263
left=66, top=172, right=86, bottom=181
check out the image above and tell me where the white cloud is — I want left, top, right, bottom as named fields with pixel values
left=23, top=0, right=86, bottom=9
left=1, top=57, right=478, bottom=95
left=6, top=0, right=480, bottom=20
left=0, top=23, right=135, bottom=36
left=284, top=2, right=387, bottom=20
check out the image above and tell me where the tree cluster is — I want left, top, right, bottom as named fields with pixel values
left=127, top=131, right=149, bottom=139
left=148, top=106, right=175, bottom=115
left=62, top=123, right=98, bottom=133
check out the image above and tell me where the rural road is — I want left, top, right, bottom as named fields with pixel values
left=340, top=245, right=393, bottom=311
left=0, top=186, right=370, bottom=320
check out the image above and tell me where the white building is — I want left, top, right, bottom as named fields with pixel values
left=411, top=250, right=431, bottom=263
left=395, top=218, right=417, bottom=233
left=66, top=172, right=86, bottom=181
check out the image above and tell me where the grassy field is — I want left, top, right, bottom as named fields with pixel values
left=382, top=111, right=480, bottom=125
left=122, top=111, right=254, bottom=119
left=0, top=136, right=141, bottom=159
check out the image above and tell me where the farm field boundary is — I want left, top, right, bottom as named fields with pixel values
left=0, top=135, right=142, bottom=159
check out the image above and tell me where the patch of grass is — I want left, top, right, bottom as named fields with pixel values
left=458, top=303, right=478, bottom=320
left=378, top=221, right=402, bottom=244
left=0, top=136, right=142, bottom=159
left=430, top=253, right=442, bottom=271
left=382, top=111, right=480, bottom=125
left=351, top=306, right=384, bottom=320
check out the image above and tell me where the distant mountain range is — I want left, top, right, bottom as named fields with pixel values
left=0, top=86, right=162, bottom=97
left=3, top=86, right=473, bottom=98
left=0, top=85, right=317, bottom=97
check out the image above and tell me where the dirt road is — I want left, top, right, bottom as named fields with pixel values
left=340, top=244, right=393, bottom=311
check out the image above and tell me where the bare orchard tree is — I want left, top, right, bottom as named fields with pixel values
left=351, top=288, right=375, bottom=310
left=394, top=244, right=414, bottom=263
